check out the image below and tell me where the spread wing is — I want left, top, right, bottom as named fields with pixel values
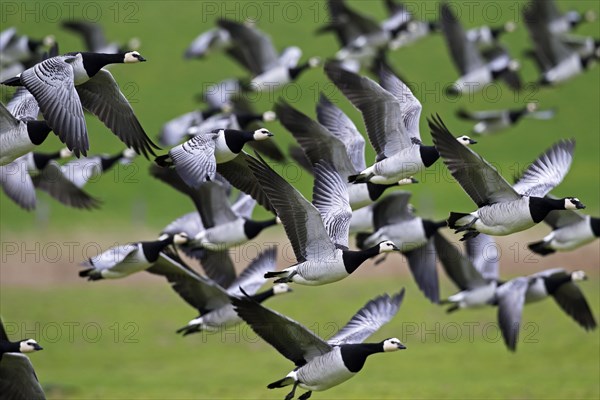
left=76, top=69, right=159, bottom=158
left=167, top=133, right=218, bottom=189
left=429, top=114, right=519, bottom=207
left=440, top=3, right=485, bottom=74
left=372, top=191, right=413, bottom=229
left=227, top=246, right=277, bottom=297
left=465, top=234, right=499, bottom=281
left=0, top=157, right=36, bottom=211
left=434, top=233, right=487, bottom=291
left=328, top=289, right=405, bottom=345
left=231, top=293, right=332, bottom=367
left=496, top=277, right=529, bottom=352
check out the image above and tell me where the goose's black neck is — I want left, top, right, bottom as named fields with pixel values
left=27, top=38, right=43, bottom=52
left=581, top=53, right=597, bottom=70
left=249, top=288, right=275, bottom=303
left=289, top=62, right=310, bottom=80
left=235, top=113, right=263, bottom=129
left=422, top=219, right=447, bottom=238
left=0, top=340, right=20, bottom=356
left=419, top=145, right=440, bottom=168
left=26, top=120, right=52, bottom=145
left=509, top=107, right=528, bottom=123
left=100, top=153, right=123, bottom=171
left=32, top=150, right=61, bottom=170
left=340, top=342, right=383, bottom=373
left=367, top=182, right=396, bottom=201
left=543, top=272, right=572, bottom=295
left=342, top=245, right=380, bottom=274
left=244, top=218, right=277, bottom=239
left=223, top=129, right=253, bottom=154
left=141, top=236, right=174, bottom=263
left=590, top=217, right=600, bottom=237
left=529, top=197, right=567, bottom=223
left=79, top=52, right=126, bottom=78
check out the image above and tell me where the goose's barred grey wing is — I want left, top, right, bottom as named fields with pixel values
left=434, top=233, right=487, bottom=291
left=216, top=152, right=275, bottom=213
left=20, top=56, right=88, bottom=156
left=168, top=133, right=218, bottom=189
left=0, top=353, right=46, bottom=400
left=196, top=181, right=237, bottom=228
left=246, top=153, right=335, bottom=263
left=316, top=93, right=366, bottom=172
left=228, top=246, right=277, bottom=297
left=148, top=249, right=230, bottom=314
left=428, top=114, right=519, bottom=207
left=496, top=277, right=529, bottom=352
left=199, top=250, right=236, bottom=290
left=32, top=160, right=101, bottom=209
left=372, top=191, right=413, bottom=229
left=75, top=69, right=159, bottom=159
left=404, top=239, right=440, bottom=303
left=230, top=193, right=256, bottom=220
left=377, top=65, right=422, bottom=140
left=6, top=87, right=39, bottom=121
left=551, top=279, right=597, bottom=331
left=325, top=62, right=412, bottom=161
left=217, top=19, right=279, bottom=75
left=465, top=234, right=499, bottom=281
left=231, top=293, right=332, bottom=366
left=312, top=161, right=351, bottom=249
left=0, top=158, right=36, bottom=211
left=512, top=139, right=575, bottom=198
left=440, top=3, right=485, bottom=74
left=328, top=289, right=405, bottom=346
left=276, top=100, right=356, bottom=178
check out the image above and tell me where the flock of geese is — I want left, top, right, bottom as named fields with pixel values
left=1, top=1, right=599, bottom=399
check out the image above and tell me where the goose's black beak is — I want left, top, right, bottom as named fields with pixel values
left=468, top=138, right=478, bottom=144
left=34, top=344, right=43, bottom=351
left=576, top=202, right=586, bottom=209
left=138, top=55, right=147, bottom=62
left=267, top=132, right=274, bottom=137
left=398, top=343, right=406, bottom=350
left=391, top=245, right=401, bottom=252
left=410, top=177, right=419, bottom=184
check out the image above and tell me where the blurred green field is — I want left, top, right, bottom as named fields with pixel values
left=1, top=1, right=599, bottom=399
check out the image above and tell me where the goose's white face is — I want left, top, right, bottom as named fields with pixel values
left=378, top=240, right=400, bottom=253
left=383, top=337, right=405, bottom=352
left=19, top=339, right=42, bottom=353
left=124, top=51, right=146, bottom=63
left=253, top=128, right=274, bottom=141
left=456, top=136, right=477, bottom=146
left=309, top=56, right=322, bottom=68
left=273, top=283, right=292, bottom=295
left=262, top=110, right=277, bottom=122
left=564, top=197, right=585, bottom=210
left=571, top=270, right=587, bottom=281
left=173, top=232, right=189, bottom=245
left=504, top=21, right=517, bottom=32
left=526, top=102, right=538, bottom=112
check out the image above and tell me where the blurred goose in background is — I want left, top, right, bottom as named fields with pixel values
left=429, top=115, right=584, bottom=240
left=248, top=156, right=399, bottom=286
left=151, top=165, right=277, bottom=260
left=325, top=62, right=475, bottom=185
left=524, top=8, right=599, bottom=85
left=465, top=21, right=517, bottom=46
left=383, top=0, right=440, bottom=50
left=439, top=3, right=521, bottom=93
left=496, top=268, right=596, bottom=351
left=1, top=89, right=53, bottom=165
left=355, top=191, right=444, bottom=303
left=184, top=26, right=231, bottom=59
left=79, top=233, right=189, bottom=280
left=276, top=96, right=416, bottom=210
left=232, top=287, right=405, bottom=400
left=1, top=50, right=158, bottom=158
left=528, top=204, right=600, bottom=255
left=0, top=318, right=45, bottom=400
left=0, top=147, right=103, bottom=211
left=456, top=103, right=556, bottom=135
left=0, top=27, right=53, bottom=82
left=31, top=149, right=136, bottom=209
left=349, top=204, right=374, bottom=234
left=153, top=247, right=292, bottom=336
left=435, top=233, right=500, bottom=312
left=155, top=127, right=273, bottom=189
left=61, top=20, right=140, bottom=53
left=216, top=18, right=320, bottom=91
left=523, top=0, right=597, bottom=35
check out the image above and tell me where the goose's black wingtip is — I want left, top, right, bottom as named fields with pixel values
left=1, top=76, right=22, bottom=87
left=154, top=154, right=173, bottom=167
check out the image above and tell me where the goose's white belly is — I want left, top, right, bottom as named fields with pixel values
left=251, top=66, right=290, bottom=90
left=370, top=148, right=424, bottom=184
left=201, top=219, right=247, bottom=249
left=524, top=278, right=547, bottom=303
left=546, top=218, right=595, bottom=251
left=545, top=55, right=581, bottom=83
left=347, top=184, right=372, bottom=210
left=364, top=219, right=426, bottom=251
left=454, top=68, right=492, bottom=92
left=291, top=252, right=350, bottom=285
left=349, top=206, right=373, bottom=233
left=0, top=124, right=33, bottom=165
left=472, top=201, right=534, bottom=235
left=297, top=348, right=355, bottom=391
left=449, top=283, right=496, bottom=308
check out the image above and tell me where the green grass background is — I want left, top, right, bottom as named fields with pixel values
left=1, top=1, right=599, bottom=399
